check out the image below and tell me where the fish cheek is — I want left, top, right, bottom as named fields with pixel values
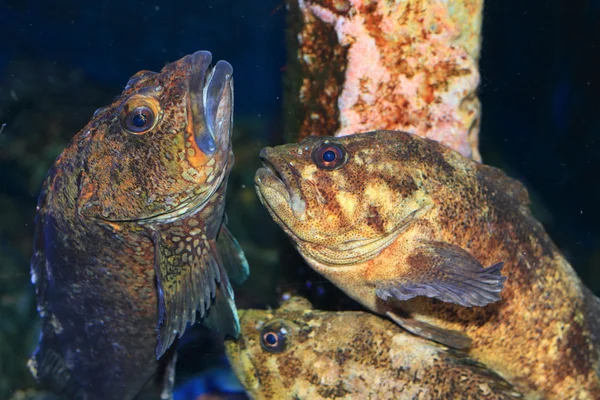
left=76, top=134, right=170, bottom=221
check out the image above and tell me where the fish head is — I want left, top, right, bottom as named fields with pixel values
left=255, top=131, right=434, bottom=266
left=77, top=50, right=234, bottom=222
left=224, top=297, right=319, bottom=397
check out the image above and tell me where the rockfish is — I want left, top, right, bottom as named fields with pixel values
left=225, top=296, right=523, bottom=400
left=254, top=130, right=600, bottom=399
left=29, top=51, right=248, bottom=399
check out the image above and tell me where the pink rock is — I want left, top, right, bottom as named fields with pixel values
left=286, top=0, right=483, bottom=161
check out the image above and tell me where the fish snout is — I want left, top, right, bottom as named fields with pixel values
left=225, top=336, right=261, bottom=392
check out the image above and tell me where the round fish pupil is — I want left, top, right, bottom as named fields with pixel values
left=265, top=332, right=277, bottom=346
left=322, top=150, right=336, bottom=162
left=132, top=112, right=148, bottom=127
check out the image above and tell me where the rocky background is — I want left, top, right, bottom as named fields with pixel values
left=0, top=0, right=598, bottom=398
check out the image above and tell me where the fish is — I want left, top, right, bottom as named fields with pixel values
left=254, top=130, right=600, bottom=399
left=28, top=50, right=249, bottom=400
left=225, top=296, right=524, bottom=400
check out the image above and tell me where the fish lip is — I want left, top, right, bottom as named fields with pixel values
left=255, top=147, right=306, bottom=219
left=187, top=51, right=234, bottom=157
left=259, top=155, right=287, bottom=192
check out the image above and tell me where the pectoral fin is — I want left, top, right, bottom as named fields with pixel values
left=200, top=270, right=239, bottom=337
left=376, top=241, right=506, bottom=308
left=153, top=224, right=240, bottom=359
left=387, top=311, right=472, bottom=350
left=216, top=219, right=249, bottom=284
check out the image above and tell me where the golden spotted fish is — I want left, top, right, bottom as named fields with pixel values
left=225, top=296, right=524, bottom=400
left=28, top=51, right=249, bottom=399
left=254, top=130, right=600, bottom=399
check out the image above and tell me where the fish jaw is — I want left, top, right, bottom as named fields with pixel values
left=224, top=310, right=271, bottom=398
left=185, top=51, right=234, bottom=170
left=256, top=146, right=307, bottom=219
left=224, top=335, right=262, bottom=396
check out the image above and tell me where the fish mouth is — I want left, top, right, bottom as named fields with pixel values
left=144, top=52, right=233, bottom=222
left=255, top=147, right=306, bottom=221
left=186, top=50, right=234, bottom=161
left=146, top=51, right=233, bottom=223
left=224, top=314, right=262, bottom=392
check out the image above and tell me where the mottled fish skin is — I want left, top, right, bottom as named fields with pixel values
left=225, top=296, right=524, bottom=400
left=29, top=51, right=248, bottom=400
left=254, top=130, right=600, bottom=399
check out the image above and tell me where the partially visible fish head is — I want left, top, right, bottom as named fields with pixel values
left=254, top=131, right=433, bottom=266
left=224, top=297, right=316, bottom=398
left=77, top=50, right=234, bottom=222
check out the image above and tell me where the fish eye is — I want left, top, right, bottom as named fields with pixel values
left=260, top=321, right=289, bottom=354
left=121, top=105, right=155, bottom=134
left=312, top=142, right=347, bottom=170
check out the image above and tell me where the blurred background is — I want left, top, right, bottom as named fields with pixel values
left=0, top=0, right=598, bottom=398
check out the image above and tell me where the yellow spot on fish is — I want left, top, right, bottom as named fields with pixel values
left=335, top=192, right=357, bottom=219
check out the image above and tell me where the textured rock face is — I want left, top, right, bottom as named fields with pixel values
left=285, top=0, right=483, bottom=161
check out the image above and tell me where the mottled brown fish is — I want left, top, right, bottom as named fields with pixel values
left=254, top=130, right=600, bottom=399
left=28, top=51, right=249, bottom=399
left=225, top=296, right=524, bottom=400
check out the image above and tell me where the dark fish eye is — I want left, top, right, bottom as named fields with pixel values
left=264, top=332, right=278, bottom=346
left=260, top=322, right=289, bottom=354
left=122, top=105, right=155, bottom=134
left=312, top=142, right=347, bottom=170
left=322, top=150, right=336, bottom=162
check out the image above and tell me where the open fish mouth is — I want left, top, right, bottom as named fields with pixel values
left=255, top=147, right=306, bottom=221
left=256, top=156, right=290, bottom=204
left=185, top=50, right=233, bottom=158
left=140, top=51, right=234, bottom=223
left=143, top=52, right=234, bottom=223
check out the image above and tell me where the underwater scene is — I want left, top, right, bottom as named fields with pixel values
left=1, top=1, right=599, bottom=399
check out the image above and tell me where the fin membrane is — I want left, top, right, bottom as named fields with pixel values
left=376, top=241, right=506, bottom=308
left=200, top=266, right=240, bottom=338
left=153, top=224, right=241, bottom=359
left=387, top=311, right=472, bottom=350
left=216, top=220, right=249, bottom=285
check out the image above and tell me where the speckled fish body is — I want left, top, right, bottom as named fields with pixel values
left=225, top=296, right=524, bottom=400
left=29, top=51, right=248, bottom=399
left=254, top=130, right=600, bottom=399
